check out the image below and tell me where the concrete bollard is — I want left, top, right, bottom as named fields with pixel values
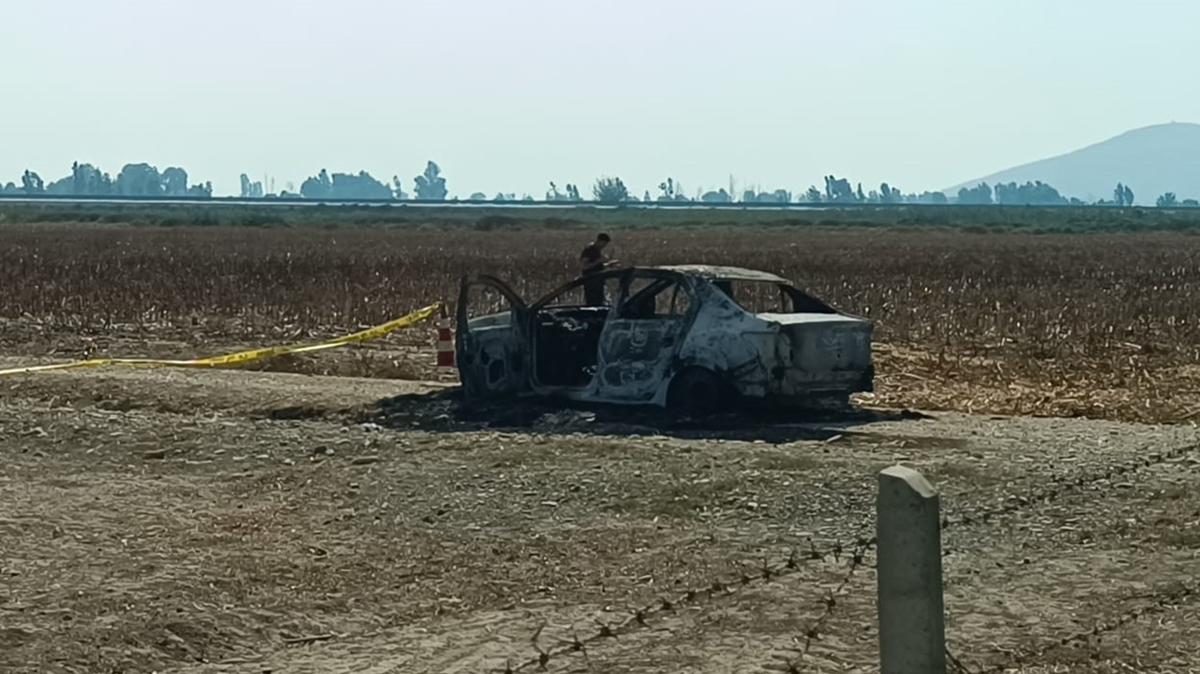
left=877, top=466, right=945, bottom=674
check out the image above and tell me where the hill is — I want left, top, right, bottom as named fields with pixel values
left=947, top=122, right=1200, bottom=204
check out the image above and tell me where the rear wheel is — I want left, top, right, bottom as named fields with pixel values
left=667, top=367, right=725, bottom=418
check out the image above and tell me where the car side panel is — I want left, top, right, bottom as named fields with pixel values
left=673, top=283, right=776, bottom=399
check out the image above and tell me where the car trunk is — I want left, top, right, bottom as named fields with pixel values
left=759, top=312, right=873, bottom=393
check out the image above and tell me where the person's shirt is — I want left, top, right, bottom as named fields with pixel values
left=580, top=243, right=604, bottom=275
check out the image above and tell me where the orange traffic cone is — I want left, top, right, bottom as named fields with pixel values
left=436, top=317, right=455, bottom=368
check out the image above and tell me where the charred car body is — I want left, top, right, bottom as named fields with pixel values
left=456, top=266, right=873, bottom=413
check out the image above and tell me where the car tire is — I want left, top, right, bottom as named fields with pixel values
left=667, top=367, right=724, bottom=418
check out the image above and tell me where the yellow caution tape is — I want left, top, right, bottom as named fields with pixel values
left=0, top=303, right=442, bottom=378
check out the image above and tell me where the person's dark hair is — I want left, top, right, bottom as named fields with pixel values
left=596, top=233, right=611, bottom=242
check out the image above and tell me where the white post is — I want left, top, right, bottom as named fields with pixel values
left=877, top=466, right=945, bottom=674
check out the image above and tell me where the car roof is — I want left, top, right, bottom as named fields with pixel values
left=647, top=265, right=791, bottom=284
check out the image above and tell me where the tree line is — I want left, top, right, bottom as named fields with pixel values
left=5, top=161, right=1199, bottom=207
left=1, top=163, right=213, bottom=198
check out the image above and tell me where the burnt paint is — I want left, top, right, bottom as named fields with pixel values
left=457, top=268, right=873, bottom=407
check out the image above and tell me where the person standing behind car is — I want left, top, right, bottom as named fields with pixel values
left=579, top=233, right=617, bottom=305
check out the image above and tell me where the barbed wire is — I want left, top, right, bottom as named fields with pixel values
left=498, top=533, right=873, bottom=673
left=941, top=441, right=1200, bottom=539
left=960, top=580, right=1198, bottom=673
left=934, top=440, right=1200, bottom=672
left=767, top=536, right=877, bottom=673
left=496, top=441, right=1199, bottom=672
left=766, top=440, right=1200, bottom=673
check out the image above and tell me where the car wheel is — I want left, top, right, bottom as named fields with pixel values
left=667, top=367, right=724, bottom=418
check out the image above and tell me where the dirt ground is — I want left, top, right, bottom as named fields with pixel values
left=2, top=351, right=1199, bottom=674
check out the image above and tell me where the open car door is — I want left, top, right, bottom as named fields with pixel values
left=455, top=275, right=529, bottom=399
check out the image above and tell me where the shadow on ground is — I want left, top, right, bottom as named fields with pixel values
left=349, top=386, right=931, bottom=444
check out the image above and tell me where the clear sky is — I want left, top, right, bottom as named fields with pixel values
left=3, top=0, right=1198, bottom=197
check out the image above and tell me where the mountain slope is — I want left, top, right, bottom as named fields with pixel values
left=947, top=122, right=1200, bottom=204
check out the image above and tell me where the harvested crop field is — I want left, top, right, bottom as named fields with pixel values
left=2, top=215, right=1199, bottom=673
left=2, top=223, right=1199, bottom=423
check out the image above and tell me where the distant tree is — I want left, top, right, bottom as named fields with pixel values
left=160, top=167, right=189, bottom=196
left=701, top=188, right=732, bottom=203
left=1157, top=192, right=1178, bottom=208
left=956, top=182, right=993, bottom=205
left=70, top=162, right=112, bottom=195
left=912, top=191, right=948, bottom=204
left=747, top=189, right=790, bottom=203
left=548, top=181, right=582, bottom=201
left=856, top=183, right=865, bottom=202
left=641, top=190, right=651, bottom=203
left=301, top=169, right=333, bottom=199
left=802, top=186, right=823, bottom=203
left=658, top=177, right=689, bottom=202
left=741, top=189, right=757, bottom=203
left=1124, top=184, right=1134, bottom=206
left=468, top=192, right=487, bottom=201
left=45, top=176, right=75, bottom=195
left=1181, top=199, right=1199, bottom=207
left=413, top=161, right=448, bottom=200
left=878, top=182, right=903, bottom=204
left=21, top=170, right=45, bottom=194
left=240, top=173, right=265, bottom=198
left=321, top=171, right=392, bottom=199
left=1, top=182, right=19, bottom=194
left=591, top=177, right=629, bottom=204
left=1114, top=183, right=1128, bottom=207
left=187, top=182, right=213, bottom=198
left=70, top=162, right=85, bottom=194
left=115, top=164, right=162, bottom=196
left=994, top=180, right=1066, bottom=205
left=823, top=175, right=855, bottom=202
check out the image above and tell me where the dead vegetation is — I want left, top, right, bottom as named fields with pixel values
left=1, top=225, right=1198, bottom=422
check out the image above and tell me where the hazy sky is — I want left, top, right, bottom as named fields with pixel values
left=3, top=0, right=1199, bottom=197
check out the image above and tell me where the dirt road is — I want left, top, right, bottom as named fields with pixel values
left=2, top=366, right=1199, bottom=673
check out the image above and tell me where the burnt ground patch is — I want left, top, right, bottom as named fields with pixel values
left=361, top=387, right=930, bottom=444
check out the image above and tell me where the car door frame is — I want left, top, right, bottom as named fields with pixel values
left=592, top=269, right=700, bottom=404
left=524, top=269, right=626, bottom=396
left=455, top=274, right=530, bottom=399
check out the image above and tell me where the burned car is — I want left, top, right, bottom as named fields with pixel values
left=455, top=265, right=873, bottom=414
